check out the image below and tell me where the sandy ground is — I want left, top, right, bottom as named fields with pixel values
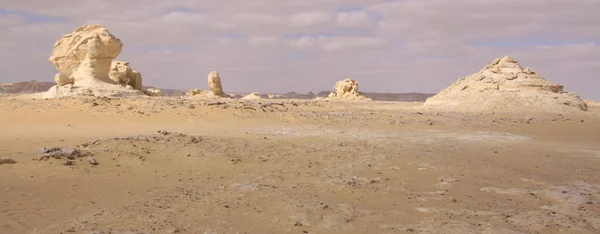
left=1, top=95, right=599, bottom=234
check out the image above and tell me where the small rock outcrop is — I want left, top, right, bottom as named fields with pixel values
left=424, top=56, right=587, bottom=112
left=186, top=71, right=231, bottom=99
left=208, top=71, right=225, bottom=96
left=144, top=88, right=164, bottom=96
left=109, top=61, right=143, bottom=90
left=42, top=24, right=145, bottom=98
left=328, top=79, right=370, bottom=100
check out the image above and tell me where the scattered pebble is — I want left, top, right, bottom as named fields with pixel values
left=87, top=157, right=99, bottom=165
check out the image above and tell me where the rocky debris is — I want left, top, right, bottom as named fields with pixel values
left=327, top=176, right=382, bottom=186
left=424, top=56, right=587, bottom=112
left=208, top=71, right=225, bottom=97
left=109, top=61, right=143, bottom=90
left=38, top=147, right=89, bottom=160
left=327, top=79, right=370, bottom=100
left=144, top=88, right=164, bottom=96
left=42, top=24, right=145, bottom=99
left=186, top=88, right=230, bottom=99
left=185, top=88, right=203, bottom=97
left=0, top=157, right=17, bottom=165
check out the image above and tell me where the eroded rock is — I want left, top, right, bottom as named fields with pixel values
left=109, top=61, right=142, bottom=90
left=208, top=71, right=224, bottom=96
left=424, top=56, right=587, bottom=112
left=42, top=24, right=145, bottom=98
left=328, top=79, right=370, bottom=100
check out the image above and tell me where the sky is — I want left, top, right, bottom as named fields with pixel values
left=1, top=0, right=599, bottom=99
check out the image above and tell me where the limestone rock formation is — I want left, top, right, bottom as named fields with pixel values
left=42, top=24, right=145, bottom=98
left=49, top=24, right=123, bottom=86
left=328, top=79, right=370, bottom=100
left=144, top=88, right=164, bottom=96
left=208, top=71, right=225, bottom=96
left=424, top=56, right=587, bottom=112
left=109, top=61, right=143, bottom=90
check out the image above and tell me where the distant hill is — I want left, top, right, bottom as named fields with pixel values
left=0, top=81, right=55, bottom=94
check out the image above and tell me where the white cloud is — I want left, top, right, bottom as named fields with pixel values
left=336, top=11, right=370, bottom=27
left=290, top=12, right=332, bottom=27
left=0, top=0, right=599, bottom=100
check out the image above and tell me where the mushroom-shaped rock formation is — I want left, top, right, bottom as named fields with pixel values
left=208, top=71, right=225, bottom=96
left=49, top=24, right=123, bottom=86
left=424, top=56, right=587, bottom=112
left=42, top=24, right=145, bottom=98
left=109, top=61, right=143, bottom=90
left=327, top=79, right=370, bottom=100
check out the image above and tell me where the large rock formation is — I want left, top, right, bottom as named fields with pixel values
left=208, top=71, right=225, bottom=96
left=42, top=24, right=145, bottom=98
left=327, top=79, right=370, bottom=100
left=49, top=24, right=123, bottom=86
left=424, top=56, right=587, bottom=112
left=109, top=61, right=143, bottom=90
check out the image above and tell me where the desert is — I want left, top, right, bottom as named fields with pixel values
left=1, top=6, right=600, bottom=234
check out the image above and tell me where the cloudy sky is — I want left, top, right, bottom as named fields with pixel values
left=1, top=0, right=599, bottom=99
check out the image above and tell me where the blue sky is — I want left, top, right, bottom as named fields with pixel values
left=0, top=0, right=599, bottom=99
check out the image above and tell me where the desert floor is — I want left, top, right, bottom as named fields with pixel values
left=1, top=96, right=599, bottom=234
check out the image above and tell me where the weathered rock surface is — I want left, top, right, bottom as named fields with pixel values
left=424, top=56, right=587, bottom=112
left=328, top=79, right=370, bottom=100
left=42, top=83, right=144, bottom=99
left=49, top=24, right=123, bottom=86
left=109, top=61, right=142, bottom=90
left=208, top=71, right=225, bottom=96
left=38, top=147, right=89, bottom=161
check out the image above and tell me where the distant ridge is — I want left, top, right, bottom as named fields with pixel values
left=3, top=81, right=435, bottom=102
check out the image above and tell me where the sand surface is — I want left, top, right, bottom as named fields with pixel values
left=1, top=96, right=599, bottom=234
